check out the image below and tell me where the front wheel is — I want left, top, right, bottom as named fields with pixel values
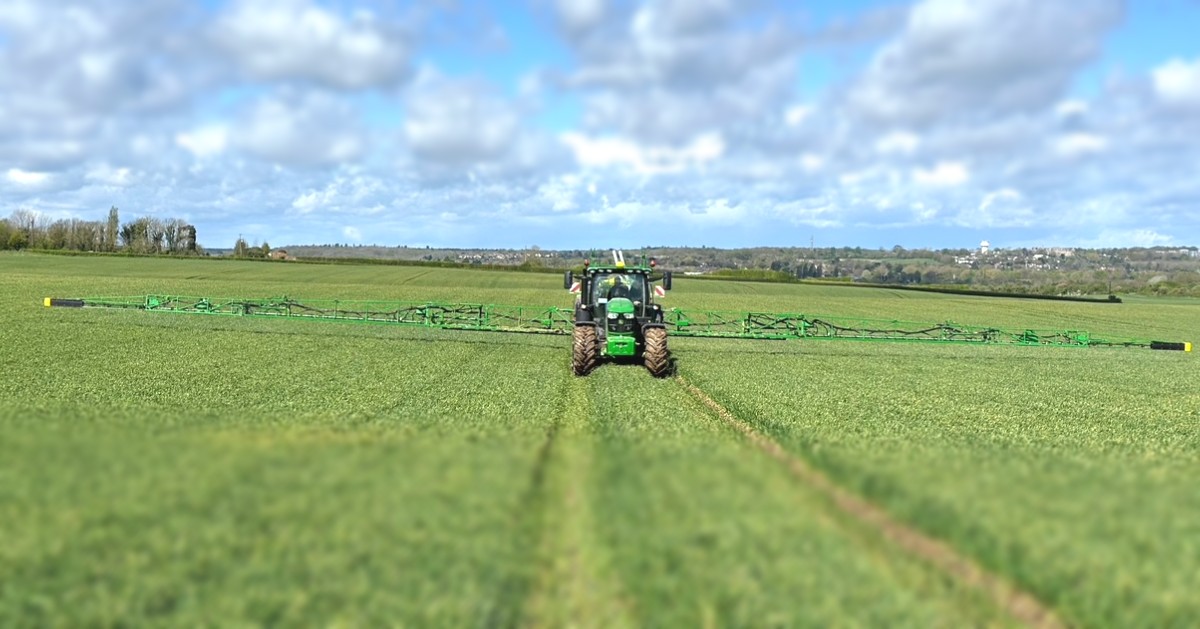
left=643, top=327, right=670, bottom=378
left=572, top=325, right=598, bottom=376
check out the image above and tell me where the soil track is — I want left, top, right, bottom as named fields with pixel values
left=676, top=375, right=1065, bottom=629
left=485, top=405, right=561, bottom=628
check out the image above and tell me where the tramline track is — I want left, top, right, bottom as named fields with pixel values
left=675, top=375, right=1065, bottom=629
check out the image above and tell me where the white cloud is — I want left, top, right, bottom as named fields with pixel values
left=7, top=168, right=50, bottom=185
left=398, top=72, right=570, bottom=181
left=771, top=199, right=842, bottom=228
left=291, top=189, right=333, bottom=214
left=561, top=132, right=724, bottom=174
left=1053, top=132, right=1108, bottom=157
left=1055, top=99, right=1089, bottom=117
left=554, top=0, right=605, bottom=35
left=0, top=0, right=206, bottom=174
left=1078, top=229, right=1174, bottom=248
left=839, top=170, right=872, bottom=186
left=800, top=154, right=824, bottom=172
left=0, top=1, right=201, bottom=116
left=234, top=91, right=366, bottom=166
left=84, top=164, right=134, bottom=186
left=559, top=134, right=640, bottom=169
left=909, top=201, right=937, bottom=221
left=949, top=188, right=1034, bottom=228
left=690, top=198, right=745, bottom=225
left=212, top=0, right=412, bottom=89
left=537, top=175, right=586, bottom=211
left=980, top=188, right=1021, bottom=212
left=784, top=105, right=813, bottom=127
left=403, top=75, right=520, bottom=166
left=342, top=225, right=363, bottom=242
left=582, top=195, right=748, bottom=230
left=875, top=130, right=920, bottom=155
left=290, top=175, right=384, bottom=214
left=176, top=125, right=230, bottom=158
left=0, top=139, right=88, bottom=171
left=557, top=0, right=799, bottom=148
left=913, top=161, right=968, bottom=186
left=849, top=0, right=1120, bottom=125
left=1152, top=57, right=1200, bottom=108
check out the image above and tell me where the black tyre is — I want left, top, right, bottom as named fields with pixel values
left=643, top=327, right=670, bottom=378
left=572, top=325, right=598, bottom=376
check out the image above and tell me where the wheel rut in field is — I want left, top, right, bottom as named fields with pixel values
left=675, top=375, right=1065, bottom=629
left=484, top=400, right=561, bottom=629
left=520, top=375, right=634, bottom=628
left=487, top=374, right=633, bottom=629
left=397, top=269, right=434, bottom=284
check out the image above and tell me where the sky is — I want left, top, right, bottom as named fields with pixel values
left=2, top=0, right=1200, bottom=251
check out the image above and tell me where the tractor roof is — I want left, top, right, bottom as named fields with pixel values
left=587, top=264, right=651, bottom=274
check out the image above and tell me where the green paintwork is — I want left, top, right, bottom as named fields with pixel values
left=602, top=298, right=639, bottom=357
left=607, top=298, right=635, bottom=314
left=606, top=334, right=637, bottom=357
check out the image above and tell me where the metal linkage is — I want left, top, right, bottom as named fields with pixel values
left=45, top=295, right=1191, bottom=351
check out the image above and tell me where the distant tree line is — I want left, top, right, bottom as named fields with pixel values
left=629, top=245, right=1200, bottom=297
left=0, top=207, right=199, bottom=254
left=282, top=243, right=1200, bottom=297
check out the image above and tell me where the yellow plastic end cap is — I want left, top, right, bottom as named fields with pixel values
left=43, top=297, right=51, bottom=307
left=1186, top=342, right=1192, bottom=353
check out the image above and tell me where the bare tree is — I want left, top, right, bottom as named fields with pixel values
left=74, top=220, right=101, bottom=251
left=163, top=218, right=187, bottom=252
left=9, top=209, right=39, bottom=238
left=147, top=218, right=165, bottom=253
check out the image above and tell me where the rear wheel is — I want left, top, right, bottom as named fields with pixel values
left=643, top=327, right=670, bottom=377
left=572, top=325, right=598, bottom=376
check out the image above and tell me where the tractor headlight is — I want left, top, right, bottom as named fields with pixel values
left=608, top=312, right=617, bottom=319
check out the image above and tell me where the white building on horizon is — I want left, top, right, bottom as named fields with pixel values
left=980, top=240, right=990, bottom=255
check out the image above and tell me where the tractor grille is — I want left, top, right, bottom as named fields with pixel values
left=607, top=313, right=635, bottom=334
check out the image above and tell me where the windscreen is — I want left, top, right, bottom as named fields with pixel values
left=592, top=272, right=646, bottom=303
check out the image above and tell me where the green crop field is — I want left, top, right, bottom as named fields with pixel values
left=2, top=252, right=1197, bottom=627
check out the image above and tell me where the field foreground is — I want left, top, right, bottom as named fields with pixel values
left=2, top=253, right=1198, bottom=627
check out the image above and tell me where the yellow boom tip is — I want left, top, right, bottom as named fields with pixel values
left=43, top=297, right=51, bottom=307
left=1186, top=342, right=1192, bottom=353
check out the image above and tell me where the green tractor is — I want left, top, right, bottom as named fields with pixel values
left=564, top=250, right=673, bottom=377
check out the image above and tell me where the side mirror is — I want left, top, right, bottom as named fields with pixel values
left=663, top=271, right=672, bottom=291
left=564, top=270, right=574, bottom=290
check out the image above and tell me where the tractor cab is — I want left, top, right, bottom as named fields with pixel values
left=564, top=252, right=671, bottom=328
left=591, top=271, right=646, bottom=305
left=588, top=270, right=649, bottom=320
